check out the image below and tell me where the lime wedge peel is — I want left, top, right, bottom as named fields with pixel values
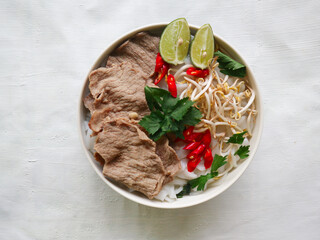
left=159, top=18, right=190, bottom=65
left=190, top=24, right=214, bottom=69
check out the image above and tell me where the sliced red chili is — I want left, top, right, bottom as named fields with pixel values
left=186, top=67, right=202, bottom=76
left=183, top=126, right=194, bottom=140
left=154, top=63, right=169, bottom=85
left=183, top=128, right=213, bottom=172
left=186, top=67, right=209, bottom=78
left=154, top=53, right=170, bottom=85
left=186, top=67, right=197, bottom=75
left=155, top=53, right=164, bottom=72
left=186, top=151, right=197, bottom=160
left=181, top=128, right=204, bottom=143
left=176, top=127, right=201, bottom=143
left=201, top=129, right=212, bottom=147
left=187, top=143, right=206, bottom=160
left=187, top=156, right=201, bottom=172
left=183, top=141, right=201, bottom=150
left=188, top=132, right=203, bottom=142
left=167, top=74, right=177, bottom=98
left=203, top=147, right=214, bottom=169
left=200, top=69, right=209, bottom=78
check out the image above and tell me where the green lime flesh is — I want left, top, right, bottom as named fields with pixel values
left=159, top=18, right=190, bottom=65
left=190, top=24, right=214, bottom=69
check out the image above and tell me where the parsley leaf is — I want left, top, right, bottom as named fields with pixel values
left=227, top=131, right=247, bottom=144
left=162, top=95, right=180, bottom=114
left=138, top=110, right=163, bottom=135
left=176, top=154, right=227, bottom=197
left=189, top=172, right=218, bottom=191
left=174, top=123, right=185, bottom=139
left=176, top=183, right=191, bottom=198
left=214, top=51, right=246, bottom=78
left=149, top=130, right=166, bottom=141
left=179, top=107, right=203, bottom=126
left=139, top=86, right=202, bottom=141
left=161, top=115, right=178, bottom=133
left=211, top=154, right=228, bottom=172
left=234, top=145, right=250, bottom=159
left=170, top=98, right=194, bottom=121
left=144, top=86, right=169, bottom=111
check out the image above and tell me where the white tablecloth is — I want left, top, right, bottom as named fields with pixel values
left=1, top=0, right=319, bottom=239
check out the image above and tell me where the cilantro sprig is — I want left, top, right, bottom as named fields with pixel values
left=177, top=154, right=227, bottom=198
left=214, top=51, right=246, bottom=78
left=139, top=86, right=202, bottom=141
left=227, top=131, right=247, bottom=144
left=227, top=131, right=250, bottom=159
left=234, top=145, right=250, bottom=159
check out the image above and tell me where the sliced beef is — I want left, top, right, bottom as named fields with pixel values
left=107, top=32, right=160, bottom=78
left=94, top=152, right=105, bottom=166
left=88, top=62, right=151, bottom=132
left=95, top=119, right=166, bottom=199
left=85, top=32, right=159, bottom=133
left=84, top=32, right=182, bottom=198
left=156, top=137, right=181, bottom=184
left=83, top=94, right=95, bottom=114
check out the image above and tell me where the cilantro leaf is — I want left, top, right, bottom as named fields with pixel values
left=234, top=145, right=250, bottom=159
left=149, top=130, right=166, bottom=141
left=144, top=86, right=169, bottom=111
left=139, top=87, right=202, bottom=141
left=170, top=98, right=194, bottom=121
left=176, top=183, right=191, bottom=198
left=176, top=154, right=227, bottom=197
left=171, top=107, right=202, bottom=141
left=173, top=123, right=185, bottom=139
left=161, top=95, right=180, bottom=114
left=178, top=107, right=202, bottom=126
left=227, top=131, right=247, bottom=144
left=189, top=172, right=218, bottom=191
left=214, top=51, right=246, bottom=78
left=211, top=154, right=228, bottom=172
left=139, top=111, right=163, bottom=135
left=161, top=115, right=179, bottom=133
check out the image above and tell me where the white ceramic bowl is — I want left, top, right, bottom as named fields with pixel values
left=78, top=23, right=263, bottom=209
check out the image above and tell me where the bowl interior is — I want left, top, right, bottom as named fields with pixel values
left=78, top=23, right=263, bottom=209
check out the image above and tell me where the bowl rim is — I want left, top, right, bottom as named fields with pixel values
left=78, top=22, right=264, bottom=209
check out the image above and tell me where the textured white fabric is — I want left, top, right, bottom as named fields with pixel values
left=1, top=0, right=320, bottom=239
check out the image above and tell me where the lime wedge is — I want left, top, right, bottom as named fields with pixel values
left=159, top=18, right=190, bottom=65
left=190, top=24, right=214, bottom=69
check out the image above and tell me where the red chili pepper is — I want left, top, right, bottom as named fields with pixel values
left=154, top=53, right=170, bottom=85
left=154, top=63, right=169, bottom=85
left=186, top=67, right=209, bottom=78
left=201, top=69, right=209, bottom=78
left=189, top=132, right=204, bottom=142
left=186, top=67, right=202, bottom=76
left=187, top=143, right=206, bottom=160
left=175, top=126, right=195, bottom=143
left=167, top=74, right=177, bottom=98
left=183, top=141, right=201, bottom=150
left=181, top=127, right=204, bottom=143
left=203, top=147, right=214, bottom=169
left=187, top=156, right=201, bottom=172
left=183, top=126, right=194, bottom=140
left=183, top=128, right=213, bottom=172
left=155, top=53, right=165, bottom=72
left=201, top=129, right=212, bottom=147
